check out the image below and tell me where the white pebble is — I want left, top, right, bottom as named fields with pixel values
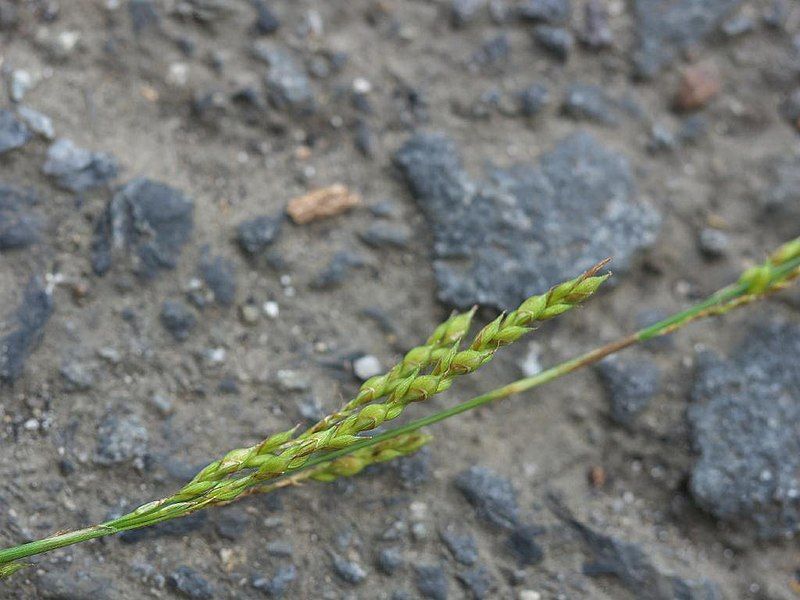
left=263, top=301, right=280, bottom=319
left=353, top=355, right=382, bottom=380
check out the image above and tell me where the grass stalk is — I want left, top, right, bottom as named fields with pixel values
left=0, top=238, right=797, bottom=577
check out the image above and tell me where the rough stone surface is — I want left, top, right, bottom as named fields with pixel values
left=0, top=183, right=42, bottom=250
left=94, top=412, right=149, bottom=466
left=517, top=0, right=571, bottom=24
left=332, top=553, right=367, bottom=584
left=42, top=138, right=118, bottom=192
left=632, top=0, right=744, bottom=79
left=562, top=84, right=618, bottom=125
left=689, top=322, right=800, bottom=538
left=506, top=524, right=545, bottom=566
left=439, top=524, right=479, bottom=565
left=257, top=44, right=314, bottom=113
left=252, top=564, right=297, bottom=597
left=0, top=277, right=52, bottom=382
left=454, top=466, right=519, bottom=529
left=0, top=108, right=31, bottom=154
left=92, top=178, right=194, bottom=278
left=160, top=300, right=197, bottom=341
left=167, top=566, right=214, bottom=599
left=596, top=356, right=661, bottom=426
left=377, top=547, right=404, bottom=575
left=236, top=214, right=283, bottom=255
left=456, top=565, right=495, bottom=600
left=199, top=253, right=237, bottom=306
left=415, top=564, right=448, bottom=600
left=395, top=131, right=659, bottom=309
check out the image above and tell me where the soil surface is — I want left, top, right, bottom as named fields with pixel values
left=1, top=1, right=799, bottom=599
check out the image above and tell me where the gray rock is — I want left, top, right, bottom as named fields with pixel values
left=168, top=566, right=214, bottom=599
left=560, top=511, right=720, bottom=599
left=256, top=45, right=314, bottom=113
left=395, top=131, right=659, bottom=310
left=60, top=360, right=95, bottom=390
left=697, top=228, right=730, bottom=259
left=518, top=83, right=549, bottom=117
left=91, top=178, right=194, bottom=278
left=0, top=183, right=42, bottom=250
left=517, top=0, right=571, bottom=23
left=377, top=547, right=404, bottom=575
left=415, top=564, right=448, bottom=600
left=160, top=300, right=197, bottom=341
left=129, top=0, right=160, bottom=34
left=456, top=565, right=495, bottom=600
left=533, top=25, right=574, bottom=60
left=0, top=108, right=31, bottom=154
left=252, top=564, right=297, bottom=598
left=763, top=156, right=800, bottom=216
left=332, top=553, right=368, bottom=584
left=562, top=84, right=618, bottom=125
left=452, top=0, right=484, bottom=27
left=596, top=356, right=661, bottom=426
left=721, top=14, right=755, bottom=37
left=633, top=0, right=743, bottom=79
left=395, top=446, right=431, bottom=488
left=214, top=507, right=249, bottom=540
left=689, top=322, right=800, bottom=538
left=454, top=466, right=519, bottom=529
left=42, top=139, right=118, bottom=192
left=199, top=253, right=237, bottom=306
left=471, top=34, right=510, bottom=67
left=94, top=412, right=148, bottom=466
left=236, top=214, right=283, bottom=255
left=580, top=0, right=613, bottom=48
left=17, top=106, right=55, bottom=139
left=359, top=222, right=411, bottom=249
left=37, top=571, right=111, bottom=599
left=0, top=277, right=53, bottom=382
left=310, top=250, right=366, bottom=289
left=253, top=0, right=280, bottom=34
left=440, top=524, right=478, bottom=565
left=276, top=369, right=311, bottom=392
left=506, top=524, right=544, bottom=566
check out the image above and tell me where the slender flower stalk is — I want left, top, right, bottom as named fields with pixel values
left=1, top=238, right=797, bottom=578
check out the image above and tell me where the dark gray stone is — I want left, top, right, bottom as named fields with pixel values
left=129, top=0, right=160, bottom=34
left=517, top=0, right=571, bottom=23
left=0, top=183, right=42, bottom=250
left=252, top=564, right=297, bottom=598
left=506, top=524, right=544, bottom=566
left=689, top=322, right=800, bottom=538
left=42, top=139, right=118, bottom=192
left=452, top=0, right=484, bottom=26
left=199, top=253, right=237, bottom=306
left=310, top=250, right=366, bottom=289
left=697, top=228, right=730, bottom=259
left=377, top=547, right=404, bottom=575
left=763, top=156, right=800, bottom=215
left=439, top=524, right=478, bottom=565
left=160, top=300, right=197, bottom=341
left=332, top=553, right=367, bottom=584
left=456, top=565, right=495, bottom=600
left=596, top=356, right=661, bottom=426
left=454, top=466, right=519, bottom=529
left=580, top=0, right=613, bottom=48
left=360, top=222, right=411, bottom=249
left=518, top=83, right=549, bottom=117
left=395, top=446, right=431, bottom=488
left=533, top=25, right=574, bottom=60
left=253, top=0, right=280, bottom=34
left=471, top=34, right=510, bottom=67
left=395, top=131, right=659, bottom=310
left=91, top=178, right=194, bottom=278
left=94, top=412, right=148, bottom=466
left=415, top=564, right=448, bottom=600
left=236, top=214, right=283, bottom=255
left=632, top=0, right=743, bottom=79
left=214, top=507, right=249, bottom=540
left=721, top=14, right=754, bottom=37
left=168, top=566, right=214, bottom=599
left=256, top=45, right=314, bottom=113
left=562, top=84, right=618, bottom=125
left=37, top=571, right=111, bottom=600
left=0, top=277, right=53, bottom=382
left=0, top=108, right=31, bottom=154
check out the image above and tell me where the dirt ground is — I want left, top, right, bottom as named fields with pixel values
left=1, top=0, right=800, bottom=598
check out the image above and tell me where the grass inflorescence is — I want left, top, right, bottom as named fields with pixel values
left=0, top=237, right=798, bottom=579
